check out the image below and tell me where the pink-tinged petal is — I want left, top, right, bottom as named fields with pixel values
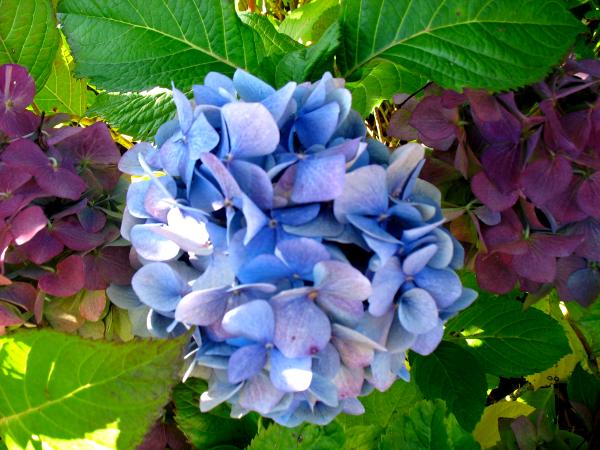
left=540, top=100, right=581, bottom=156
left=228, top=345, right=268, bottom=384
left=333, top=365, right=364, bottom=400
left=471, top=171, right=518, bottom=212
left=37, top=166, right=87, bottom=200
left=332, top=335, right=374, bottom=368
left=577, top=172, right=600, bottom=220
left=314, top=260, right=372, bottom=302
left=411, top=321, right=444, bottom=355
left=475, top=252, right=517, bottom=294
left=270, top=349, right=312, bottom=392
left=521, top=156, right=572, bottom=206
left=512, top=243, right=557, bottom=283
left=333, top=165, right=388, bottom=222
left=238, top=372, right=284, bottom=415
left=10, top=206, right=46, bottom=245
left=0, top=64, right=35, bottom=113
left=532, top=233, right=583, bottom=257
left=52, top=217, right=106, bottom=251
left=0, top=164, right=31, bottom=193
left=273, top=297, right=331, bottom=358
left=20, top=229, right=64, bottom=264
left=387, top=96, right=419, bottom=141
left=1, top=139, right=50, bottom=175
left=0, top=282, right=37, bottom=311
left=175, top=287, right=228, bottom=326
left=368, top=256, right=404, bottom=317
left=0, top=304, right=22, bottom=326
left=79, top=290, right=107, bottom=321
left=222, top=300, right=275, bottom=343
left=38, top=255, right=86, bottom=297
left=77, top=207, right=106, bottom=233
left=54, top=122, right=120, bottom=165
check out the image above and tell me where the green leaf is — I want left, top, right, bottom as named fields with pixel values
left=173, top=378, right=258, bottom=449
left=412, top=341, right=487, bottom=431
left=0, top=0, right=60, bottom=89
left=346, top=60, right=427, bottom=117
left=0, top=329, right=185, bottom=449
left=473, top=400, right=535, bottom=449
left=445, top=291, right=571, bottom=377
left=274, top=22, right=340, bottom=86
left=247, top=421, right=345, bottom=450
left=338, top=0, right=583, bottom=112
left=278, top=0, right=341, bottom=43
left=34, top=40, right=88, bottom=116
left=567, top=363, right=600, bottom=412
left=86, top=90, right=175, bottom=141
left=58, top=0, right=290, bottom=91
left=379, top=399, right=478, bottom=450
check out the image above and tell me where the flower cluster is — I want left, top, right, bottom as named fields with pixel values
left=114, top=70, right=474, bottom=426
left=389, top=59, right=600, bottom=306
left=0, top=64, right=132, bottom=331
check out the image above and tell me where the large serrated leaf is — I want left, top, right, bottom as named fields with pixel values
left=412, top=341, right=487, bottom=431
left=247, top=421, right=345, bottom=450
left=87, top=90, right=176, bottom=141
left=34, top=39, right=88, bottom=116
left=339, top=0, right=583, bottom=111
left=0, top=329, right=185, bottom=449
left=445, top=293, right=571, bottom=377
left=0, top=0, right=60, bottom=89
left=278, top=0, right=341, bottom=43
left=379, top=399, right=479, bottom=450
left=172, top=378, right=258, bottom=449
left=346, top=60, right=427, bottom=117
left=58, top=0, right=287, bottom=91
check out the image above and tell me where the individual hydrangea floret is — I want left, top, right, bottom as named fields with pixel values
left=113, top=69, right=475, bottom=426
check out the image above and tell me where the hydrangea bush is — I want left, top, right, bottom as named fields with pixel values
left=112, top=69, right=475, bottom=425
left=390, top=59, right=600, bottom=307
left=0, top=64, right=132, bottom=332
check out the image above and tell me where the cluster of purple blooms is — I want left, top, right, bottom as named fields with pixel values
left=112, top=70, right=475, bottom=425
left=390, top=59, right=600, bottom=306
left=0, top=64, right=131, bottom=328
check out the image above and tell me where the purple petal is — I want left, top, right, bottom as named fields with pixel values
left=273, top=296, right=331, bottom=358
left=397, top=288, right=439, bottom=334
left=11, top=206, right=46, bottom=245
left=228, top=344, right=268, bottom=383
left=0, top=64, right=35, bottom=113
left=369, top=257, right=404, bottom=316
left=481, top=143, right=522, bottom=193
left=270, top=349, right=313, bottom=392
left=291, top=154, right=346, bottom=203
left=567, top=268, right=600, bottom=307
left=175, top=287, right=228, bottom=325
left=333, top=365, right=364, bottom=400
left=132, top=262, right=189, bottom=312
left=521, top=156, right=572, bottom=206
left=475, top=252, right=518, bottom=294
left=576, top=172, right=600, bottom=220
left=222, top=102, right=279, bottom=158
left=222, top=299, right=274, bottom=343
left=408, top=96, right=458, bottom=150
left=334, top=165, right=388, bottom=222
left=471, top=171, right=518, bottom=212
left=238, top=372, right=284, bottom=415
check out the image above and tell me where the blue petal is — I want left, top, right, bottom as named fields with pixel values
left=273, top=297, right=331, bottom=358
left=130, top=224, right=180, bottom=261
left=312, top=344, right=341, bottom=378
left=132, top=262, right=189, bottom=312
left=314, top=260, right=372, bottom=302
left=155, top=119, right=180, bottom=147
left=241, top=195, right=269, bottom=244
left=172, top=86, right=193, bottom=132
left=200, top=153, right=242, bottom=199
left=295, top=102, right=340, bottom=148
left=414, top=267, right=462, bottom=308
left=439, top=288, right=478, bottom=320
left=187, top=113, right=220, bottom=159
left=237, top=254, right=292, bottom=284
left=386, top=316, right=416, bottom=352
left=366, top=352, right=396, bottom=392
left=222, top=299, right=275, bottom=343
left=143, top=176, right=177, bottom=222
left=369, top=256, right=404, bottom=316
left=205, top=72, right=235, bottom=96
left=276, top=238, right=330, bottom=280
left=282, top=209, right=344, bottom=238
left=301, top=73, right=329, bottom=111
left=106, top=284, right=142, bottom=309
left=228, top=344, right=268, bottom=383
left=397, top=288, right=439, bottom=334
left=222, top=102, right=279, bottom=158
left=402, top=219, right=445, bottom=242
left=119, top=142, right=155, bottom=176
left=411, top=321, right=444, bottom=355
left=188, top=171, right=224, bottom=212
left=362, top=234, right=400, bottom=265
left=238, top=372, right=285, bottom=415
left=402, top=244, right=438, bottom=276
left=347, top=214, right=401, bottom=243
left=291, top=154, right=346, bottom=203
left=175, top=287, right=228, bottom=325
left=120, top=207, right=143, bottom=241
left=262, top=82, right=297, bottom=125
left=193, top=85, right=229, bottom=107
left=233, top=69, right=275, bottom=101
left=152, top=208, right=212, bottom=255
left=307, top=374, right=339, bottom=407
left=333, top=165, right=388, bottom=222
left=427, top=229, right=453, bottom=269
left=229, top=160, right=273, bottom=210
left=387, top=143, right=425, bottom=197
left=200, top=376, right=243, bottom=412
left=449, top=235, right=465, bottom=270
left=272, top=203, right=320, bottom=226
left=270, top=349, right=313, bottom=392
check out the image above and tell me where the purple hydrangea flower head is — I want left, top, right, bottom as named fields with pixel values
left=114, top=69, right=473, bottom=425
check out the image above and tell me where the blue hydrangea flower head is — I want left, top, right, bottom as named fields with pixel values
left=112, top=69, right=476, bottom=426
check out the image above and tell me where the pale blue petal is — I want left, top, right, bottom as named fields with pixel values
left=130, top=224, right=180, bottom=261
left=238, top=372, right=285, bottom=415
left=411, top=321, right=444, bottom=355
left=222, top=299, right=275, bottom=343
left=228, top=344, right=268, bottom=383
left=397, top=288, right=439, bottom=334
left=270, top=349, right=313, bottom=392
left=295, top=102, right=340, bottom=148
left=414, top=267, right=462, bottom=308
left=132, top=262, right=189, bottom=312
left=222, top=102, right=279, bottom=158
left=402, top=244, right=438, bottom=276
left=291, top=154, right=346, bottom=203
left=233, top=69, right=275, bottom=101
left=175, top=287, right=228, bottom=325
left=333, top=165, right=388, bottom=222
